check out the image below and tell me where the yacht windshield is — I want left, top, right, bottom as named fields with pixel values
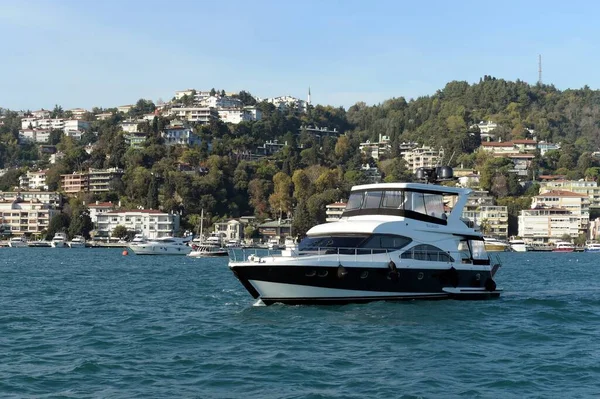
left=299, top=234, right=412, bottom=252
left=346, top=192, right=364, bottom=211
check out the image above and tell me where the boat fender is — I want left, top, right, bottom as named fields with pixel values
left=388, top=261, right=399, bottom=281
left=337, top=265, right=347, bottom=279
left=484, top=278, right=496, bottom=292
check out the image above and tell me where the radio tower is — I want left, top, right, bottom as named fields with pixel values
left=538, top=54, right=542, bottom=85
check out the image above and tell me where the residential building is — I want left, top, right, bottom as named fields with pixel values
left=479, top=141, right=517, bottom=154
left=199, top=95, right=243, bottom=109
left=402, top=145, right=444, bottom=173
left=256, top=140, right=285, bottom=156
left=471, top=120, right=498, bottom=133
left=61, top=172, right=88, bottom=194
left=0, top=199, right=57, bottom=237
left=95, top=210, right=180, bottom=239
left=257, top=219, right=292, bottom=242
left=117, top=105, right=133, bottom=113
left=31, top=109, right=51, bottom=119
left=539, top=180, right=600, bottom=208
left=518, top=207, right=588, bottom=243
left=326, top=202, right=347, bottom=222
left=265, top=96, right=308, bottom=113
left=359, top=134, right=391, bottom=160
left=518, top=190, right=590, bottom=242
left=21, top=118, right=90, bottom=135
left=174, top=89, right=195, bottom=100
left=299, top=125, right=342, bottom=138
left=537, top=141, right=561, bottom=155
left=120, top=120, right=139, bottom=133
left=507, top=153, right=535, bottom=176
left=95, top=112, right=114, bottom=120
left=162, top=121, right=201, bottom=146
left=218, top=107, right=262, bottom=124
left=68, top=108, right=89, bottom=120
left=0, top=191, right=62, bottom=207
left=88, top=168, right=124, bottom=193
left=19, top=129, right=51, bottom=143
left=213, top=219, right=243, bottom=242
left=19, top=170, right=48, bottom=190
left=125, top=132, right=147, bottom=148
left=87, top=201, right=117, bottom=225
left=460, top=190, right=508, bottom=239
left=168, top=106, right=218, bottom=123
left=513, top=139, right=538, bottom=152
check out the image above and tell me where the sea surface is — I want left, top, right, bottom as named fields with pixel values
left=2, top=249, right=600, bottom=398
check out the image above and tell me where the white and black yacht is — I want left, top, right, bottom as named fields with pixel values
left=229, top=167, right=502, bottom=305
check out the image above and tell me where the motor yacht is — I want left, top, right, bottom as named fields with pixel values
left=131, top=233, right=147, bottom=244
left=128, top=235, right=193, bottom=255
left=68, top=235, right=86, bottom=248
left=51, top=232, right=67, bottom=248
left=228, top=167, right=502, bottom=305
left=552, top=241, right=575, bottom=252
left=509, top=238, right=532, bottom=252
left=483, top=237, right=510, bottom=252
left=8, top=236, right=28, bottom=248
left=267, top=238, right=281, bottom=250
left=584, top=242, right=600, bottom=252
left=225, top=240, right=241, bottom=248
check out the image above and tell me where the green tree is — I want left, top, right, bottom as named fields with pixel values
left=112, top=225, right=129, bottom=239
left=46, top=213, right=70, bottom=240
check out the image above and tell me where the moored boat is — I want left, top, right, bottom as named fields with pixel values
left=584, top=242, right=600, bottom=252
left=128, top=235, right=193, bottom=255
left=552, top=241, right=575, bottom=252
left=509, top=239, right=532, bottom=252
left=51, top=232, right=67, bottom=248
left=484, top=237, right=511, bottom=252
left=8, top=236, right=28, bottom=248
left=188, top=244, right=228, bottom=258
left=228, top=167, right=502, bottom=305
left=68, top=235, right=86, bottom=248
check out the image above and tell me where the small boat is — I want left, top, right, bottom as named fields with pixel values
left=28, top=240, right=51, bottom=247
left=509, top=239, right=532, bottom=252
left=68, top=235, right=86, bottom=248
left=128, top=235, right=193, bottom=255
left=584, top=242, right=600, bottom=252
left=552, top=241, right=575, bottom=252
left=188, top=244, right=228, bottom=258
left=8, top=236, right=28, bottom=248
left=529, top=242, right=554, bottom=252
left=484, top=237, right=510, bottom=252
left=225, top=240, right=241, bottom=248
left=51, top=232, right=67, bottom=248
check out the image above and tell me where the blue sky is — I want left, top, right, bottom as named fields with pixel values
left=1, top=0, right=599, bottom=110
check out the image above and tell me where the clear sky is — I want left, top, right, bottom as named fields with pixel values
left=1, top=0, right=599, bottom=111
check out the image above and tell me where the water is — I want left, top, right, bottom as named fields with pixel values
left=2, top=249, right=600, bottom=398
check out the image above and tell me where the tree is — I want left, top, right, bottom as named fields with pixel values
left=112, top=225, right=129, bottom=239
left=46, top=213, right=70, bottom=240
left=269, top=172, right=292, bottom=216
left=68, top=207, right=93, bottom=239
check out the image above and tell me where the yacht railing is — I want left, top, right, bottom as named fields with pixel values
left=228, top=247, right=497, bottom=266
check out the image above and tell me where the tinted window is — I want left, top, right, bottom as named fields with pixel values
left=364, top=234, right=412, bottom=249
left=404, top=191, right=425, bottom=214
left=382, top=191, right=403, bottom=208
left=363, top=191, right=383, bottom=209
left=423, top=193, right=444, bottom=218
left=401, top=244, right=454, bottom=262
left=346, top=192, right=364, bottom=211
left=299, top=234, right=411, bottom=251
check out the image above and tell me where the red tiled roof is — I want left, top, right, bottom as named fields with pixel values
left=88, top=202, right=114, bottom=208
left=105, top=209, right=164, bottom=214
left=507, top=153, right=535, bottom=159
left=537, top=190, right=588, bottom=198
left=538, top=175, right=567, bottom=180
left=327, top=202, right=347, bottom=207
left=481, top=142, right=514, bottom=147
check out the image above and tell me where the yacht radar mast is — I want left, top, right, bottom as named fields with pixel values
left=415, top=166, right=454, bottom=184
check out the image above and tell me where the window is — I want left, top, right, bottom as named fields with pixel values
left=346, top=192, right=364, bottom=211
left=401, top=244, right=454, bottom=262
left=382, top=191, right=403, bottom=208
left=299, top=234, right=412, bottom=252
left=423, top=194, right=444, bottom=218
left=363, top=191, right=383, bottom=209
left=404, top=191, right=426, bottom=214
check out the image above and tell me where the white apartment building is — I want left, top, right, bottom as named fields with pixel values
left=518, top=207, right=587, bottom=243
left=31, top=109, right=51, bottom=119
left=265, top=96, right=308, bottom=113
left=162, top=125, right=201, bottom=146
left=200, top=95, right=243, bottom=109
left=168, top=107, right=218, bottom=123
left=120, top=120, right=140, bottom=133
left=402, top=145, right=444, bottom=173
left=95, top=210, right=180, bottom=239
left=538, top=141, right=561, bottom=155
left=68, top=108, right=88, bottom=119
left=0, top=191, right=62, bottom=206
left=326, top=202, right=347, bottom=222
left=218, top=107, right=262, bottom=124
left=19, top=129, right=51, bottom=143
left=519, top=190, right=590, bottom=242
left=0, top=199, right=58, bottom=236
left=175, top=89, right=195, bottom=100
left=359, top=134, right=391, bottom=160
left=87, top=201, right=116, bottom=224
left=117, top=105, right=133, bottom=113
left=21, top=118, right=90, bottom=134
left=19, top=170, right=48, bottom=190
left=532, top=190, right=590, bottom=216
left=471, top=120, right=498, bottom=133
left=539, top=180, right=600, bottom=208
left=95, top=112, right=113, bottom=120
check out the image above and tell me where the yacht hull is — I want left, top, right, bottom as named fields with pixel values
left=8, top=242, right=27, bottom=248
left=230, top=264, right=500, bottom=305
left=68, top=242, right=86, bottom=248
left=129, top=244, right=192, bottom=255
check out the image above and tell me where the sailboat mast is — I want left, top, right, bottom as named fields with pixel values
left=200, top=209, right=204, bottom=242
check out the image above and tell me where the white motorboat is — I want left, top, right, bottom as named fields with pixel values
left=51, top=232, right=67, bottom=248
left=8, top=236, right=28, bottom=248
left=483, top=237, right=510, bottom=252
left=584, top=242, right=600, bottom=252
left=509, top=239, right=532, bottom=252
left=228, top=167, right=502, bottom=305
left=267, top=238, right=281, bottom=250
left=128, top=235, right=193, bottom=255
left=68, top=235, right=86, bottom=248
left=225, top=240, right=241, bottom=248
left=552, top=241, right=575, bottom=252
left=188, top=244, right=229, bottom=258
left=131, top=233, right=147, bottom=244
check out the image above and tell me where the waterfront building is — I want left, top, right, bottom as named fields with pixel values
left=0, top=199, right=57, bottom=237
left=257, top=219, right=292, bottom=242
left=87, top=201, right=117, bottom=225
left=95, top=210, right=180, bottom=239
left=460, top=190, right=508, bottom=239
left=212, top=219, right=243, bottom=242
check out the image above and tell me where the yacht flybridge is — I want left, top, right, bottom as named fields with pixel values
left=228, top=167, right=502, bottom=305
